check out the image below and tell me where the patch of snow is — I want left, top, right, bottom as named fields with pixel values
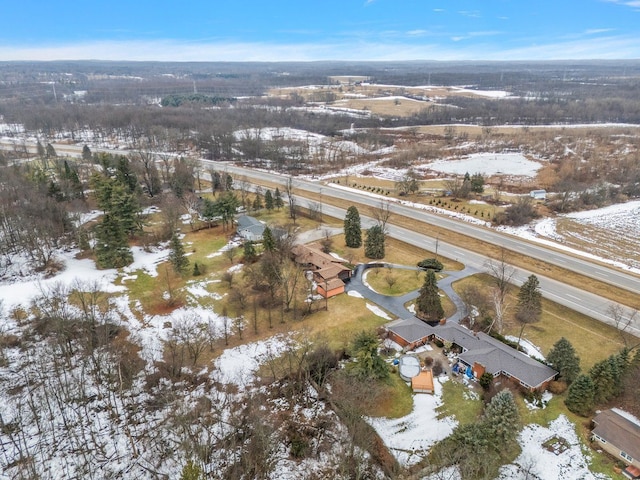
left=367, top=377, right=456, bottom=467
left=347, top=290, right=364, bottom=298
left=423, top=152, right=543, bottom=177
left=612, top=407, right=640, bottom=427
left=525, top=391, right=553, bottom=411
left=366, top=303, right=391, bottom=320
left=213, top=336, right=292, bottom=388
left=497, top=415, right=607, bottom=480
left=0, top=249, right=124, bottom=312
left=505, top=335, right=546, bottom=361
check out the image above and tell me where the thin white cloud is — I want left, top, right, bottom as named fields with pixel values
left=603, top=0, right=640, bottom=7
left=1, top=34, right=640, bottom=62
left=433, top=8, right=444, bottom=12
left=458, top=10, right=481, bottom=18
left=584, top=28, right=615, bottom=34
left=406, top=29, right=429, bottom=37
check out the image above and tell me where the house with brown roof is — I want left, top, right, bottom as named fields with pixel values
left=592, top=409, right=640, bottom=476
left=291, top=244, right=352, bottom=298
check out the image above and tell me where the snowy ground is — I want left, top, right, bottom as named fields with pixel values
left=367, top=376, right=457, bottom=467
left=503, top=199, right=640, bottom=274
left=421, top=152, right=543, bottom=178
left=497, top=415, right=608, bottom=480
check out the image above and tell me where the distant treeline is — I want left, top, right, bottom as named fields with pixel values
left=160, top=93, right=237, bottom=107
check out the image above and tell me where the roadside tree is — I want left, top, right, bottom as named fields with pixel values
left=344, top=206, right=362, bottom=248
left=515, top=274, right=542, bottom=345
left=364, top=225, right=385, bottom=259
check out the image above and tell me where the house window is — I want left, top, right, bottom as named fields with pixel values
left=592, top=434, right=606, bottom=444
left=620, top=451, right=633, bottom=462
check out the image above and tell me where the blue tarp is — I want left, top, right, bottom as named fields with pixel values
left=466, top=366, right=473, bottom=378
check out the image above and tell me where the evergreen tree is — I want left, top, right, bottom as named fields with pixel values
left=547, top=337, right=581, bottom=384
left=94, top=212, right=133, bottom=268
left=416, top=269, right=444, bottom=321
left=515, top=274, right=542, bottom=344
left=252, top=195, right=263, bottom=211
left=274, top=187, right=284, bottom=209
left=350, top=330, right=389, bottom=380
left=262, top=226, right=276, bottom=252
left=45, top=143, right=57, bottom=158
left=590, top=350, right=630, bottom=404
left=343, top=206, right=362, bottom=248
left=364, top=225, right=385, bottom=259
left=565, top=374, right=595, bottom=416
left=264, top=189, right=274, bottom=211
left=192, top=262, right=202, bottom=276
left=243, top=241, right=258, bottom=263
left=211, top=171, right=222, bottom=193
left=169, top=232, right=190, bottom=275
left=215, top=191, right=240, bottom=231
left=225, top=172, right=234, bottom=191
left=115, top=156, right=139, bottom=194
left=471, top=173, right=485, bottom=193
left=200, top=197, right=218, bottom=228
left=483, top=390, right=520, bottom=444
left=82, top=144, right=92, bottom=162
left=90, top=173, right=139, bottom=268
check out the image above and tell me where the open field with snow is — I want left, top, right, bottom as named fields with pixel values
left=516, top=200, right=640, bottom=272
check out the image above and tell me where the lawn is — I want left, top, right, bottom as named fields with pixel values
left=436, top=380, right=483, bottom=425
left=452, top=274, right=630, bottom=369
left=365, top=267, right=424, bottom=296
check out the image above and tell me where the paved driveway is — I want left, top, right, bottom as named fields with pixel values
left=345, top=263, right=480, bottom=323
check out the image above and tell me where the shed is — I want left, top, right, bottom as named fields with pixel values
left=530, top=189, right=547, bottom=200
left=412, top=370, right=434, bottom=394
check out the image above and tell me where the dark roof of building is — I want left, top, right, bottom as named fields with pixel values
left=236, top=215, right=262, bottom=229
left=388, top=320, right=557, bottom=389
left=386, top=317, right=434, bottom=344
left=456, top=329, right=557, bottom=388
left=593, top=409, right=640, bottom=461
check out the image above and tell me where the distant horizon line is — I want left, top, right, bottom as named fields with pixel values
left=3, top=58, right=640, bottom=64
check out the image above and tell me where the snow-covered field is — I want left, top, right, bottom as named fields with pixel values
left=504, top=200, right=640, bottom=273
left=422, top=152, right=543, bottom=178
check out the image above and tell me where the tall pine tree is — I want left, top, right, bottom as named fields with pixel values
left=364, top=225, right=385, bottom=259
left=169, top=232, right=190, bottom=275
left=264, top=189, right=274, bottom=211
left=416, top=269, right=444, bottom=321
left=343, top=206, right=362, bottom=248
left=547, top=337, right=581, bottom=384
left=483, top=390, right=520, bottom=444
left=274, top=187, right=284, bottom=210
left=262, top=226, right=276, bottom=252
left=565, top=374, right=595, bottom=416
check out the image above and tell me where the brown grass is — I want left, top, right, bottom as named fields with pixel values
left=309, top=193, right=640, bottom=310
left=453, top=274, right=633, bottom=369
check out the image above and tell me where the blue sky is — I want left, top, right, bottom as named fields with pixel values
left=1, top=0, right=639, bottom=61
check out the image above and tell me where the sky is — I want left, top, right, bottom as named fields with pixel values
left=1, top=0, right=639, bottom=62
